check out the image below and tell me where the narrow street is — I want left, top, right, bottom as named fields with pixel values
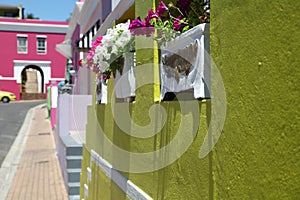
left=0, top=100, right=46, bottom=166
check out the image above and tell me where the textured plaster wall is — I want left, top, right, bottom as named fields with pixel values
left=82, top=0, right=300, bottom=199
left=211, top=0, right=300, bottom=198
left=82, top=0, right=212, bottom=198
left=83, top=99, right=211, bottom=199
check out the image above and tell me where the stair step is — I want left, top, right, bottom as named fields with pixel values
left=60, top=134, right=83, bottom=156
left=67, top=168, right=81, bottom=182
left=67, top=156, right=82, bottom=169
left=68, top=182, right=80, bottom=195
left=69, top=195, right=80, bottom=200
left=66, top=146, right=82, bottom=156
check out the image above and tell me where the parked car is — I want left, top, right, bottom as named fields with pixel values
left=0, top=90, right=16, bottom=103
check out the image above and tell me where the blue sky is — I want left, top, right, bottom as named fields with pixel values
left=1, top=0, right=79, bottom=21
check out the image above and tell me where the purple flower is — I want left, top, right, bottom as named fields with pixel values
left=177, top=0, right=191, bottom=16
left=129, top=18, right=146, bottom=30
left=143, top=26, right=155, bottom=37
left=145, top=9, right=159, bottom=26
left=173, top=15, right=183, bottom=31
left=148, top=9, right=159, bottom=19
left=157, top=1, right=168, bottom=17
left=130, top=27, right=154, bottom=37
left=129, top=17, right=154, bottom=36
left=129, top=18, right=146, bottom=36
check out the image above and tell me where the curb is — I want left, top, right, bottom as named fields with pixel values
left=0, top=103, right=46, bottom=200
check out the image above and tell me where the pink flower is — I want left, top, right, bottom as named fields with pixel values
left=129, top=18, right=146, bottom=29
left=145, top=9, right=159, bottom=26
left=157, top=1, right=168, bottom=17
left=130, top=27, right=154, bottom=36
left=143, top=26, right=155, bottom=37
left=129, top=16, right=155, bottom=37
left=103, top=74, right=110, bottom=81
left=92, top=65, right=99, bottom=74
left=78, top=59, right=83, bottom=67
left=87, top=50, right=95, bottom=61
left=173, top=15, right=183, bottom=31
left=92, top=36, right=103, bottom=49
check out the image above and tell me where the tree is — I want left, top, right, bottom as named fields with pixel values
left=26, top=13, right=39, bottom=19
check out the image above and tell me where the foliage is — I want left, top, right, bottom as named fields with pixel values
left=25, top=13, right=39, bottom=19
left=129, top=0, right=210, bottom=45
left=84, top=21, right=134, bottom=78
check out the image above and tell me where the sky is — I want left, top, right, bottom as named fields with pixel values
left=0, top=0, right=79, bottom=21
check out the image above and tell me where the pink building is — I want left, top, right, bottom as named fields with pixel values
left=0, top=6, right=68, bottom=100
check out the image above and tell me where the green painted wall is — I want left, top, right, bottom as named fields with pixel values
left=211, top=0, right=300, bottom=199
left=82, top=80, right=211, bottom=200
left=81, top=0, right=300, bottom=199
left=81, top=1, right=212, bottom=198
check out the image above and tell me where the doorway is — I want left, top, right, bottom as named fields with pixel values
left=20, top=65, right=45, bottom=100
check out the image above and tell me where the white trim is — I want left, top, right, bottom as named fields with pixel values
left=16, top=34, right=28, bottom=37
left=84, top=184, right=89, bottom=199
left=51, top=86, right=58, bottom=108
left=87, top=167, right=92, bottom=182
left=79, top=0, right=100, bottom=34
left=65, top=2, right=84, bottom=41
left=0, top=21, right=68, bottom=34
left=13, top=60, right=52, bottom=86
left=50, top=78, right=65, bottom=81
left=95, top=0, right=135, bottom=37
left=17, top=36, right=28, bottom=54
left=36, top=37, right=47, bottom=54
left=36, top=35, right=47, bottom=38
left=0, top=21, right=68, bottom=28
left=90, top=150, right=152, bottom=200
left=0, top=76, right=16, bottom=81
left=56, top=42, right=72, bottom=58
left=13, top=60, right=51, bottom=64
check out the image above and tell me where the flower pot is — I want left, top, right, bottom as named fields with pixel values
left=160, top=23, right=211, bottom=100
left=114, top=52, right=136, bottom=101
left=95, top=75, right=108, bottom=104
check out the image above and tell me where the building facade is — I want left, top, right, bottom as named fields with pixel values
left=0, top=6, right=68, bottom=100
left=56, top=0, right=299, bottom=199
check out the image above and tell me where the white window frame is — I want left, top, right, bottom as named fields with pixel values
left=36, top=35, right=47, bottom=54
left=17, top=34, right=28, bottom=54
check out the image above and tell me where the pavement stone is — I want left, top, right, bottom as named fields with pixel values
left=3, top=106, right=68, bottom=200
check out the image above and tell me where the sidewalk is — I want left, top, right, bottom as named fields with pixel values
left=0, top=105, right=68, bottom=200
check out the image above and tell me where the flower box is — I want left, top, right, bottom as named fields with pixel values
left=113, top=52, right=136, bottom=102
left=160, top=23, right=211, bottom=100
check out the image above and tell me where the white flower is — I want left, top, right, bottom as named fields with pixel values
left=86, top=21, right=134, bottom=74
left=111, top=45, right=119, bottom=55
left=99, top=61, right=110, bottom=72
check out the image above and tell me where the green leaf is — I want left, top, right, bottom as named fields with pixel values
left=182, top=25, right=190, bottom=32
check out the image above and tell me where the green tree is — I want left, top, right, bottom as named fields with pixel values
left=25, top=13, right=39, bottom=19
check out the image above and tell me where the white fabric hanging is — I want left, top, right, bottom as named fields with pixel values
left=114, top=52, right=136, bottom=99
left=96, top=76, right=108, bottom=104
left=160, top=23, right=210, bottom=100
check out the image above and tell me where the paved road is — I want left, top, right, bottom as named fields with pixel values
left=0, top=100, right=47, bottom=166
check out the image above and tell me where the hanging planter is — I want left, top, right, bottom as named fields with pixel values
left=160, top=23, right=211, bottom=100
left=127, top=0, right=210, bottom=101
left=113, top=52, right=136, bottom=101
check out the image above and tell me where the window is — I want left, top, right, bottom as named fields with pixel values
left=37, top=37, right=46, bottom=54
left=17, top=36, right=27, bottom=53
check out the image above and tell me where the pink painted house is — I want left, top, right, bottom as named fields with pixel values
left=0, top=5, right=68, bottom=100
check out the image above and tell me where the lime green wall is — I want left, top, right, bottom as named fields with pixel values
left=82, top=0, right=212, bottom=198
left=82, top=0, right=299, bottom=199
left=82, top=79, right=211, bottom=199
left=211, top=0, right=300, bottom=198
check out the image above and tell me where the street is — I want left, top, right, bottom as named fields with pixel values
left=0, top=100, right=46, bottom=166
